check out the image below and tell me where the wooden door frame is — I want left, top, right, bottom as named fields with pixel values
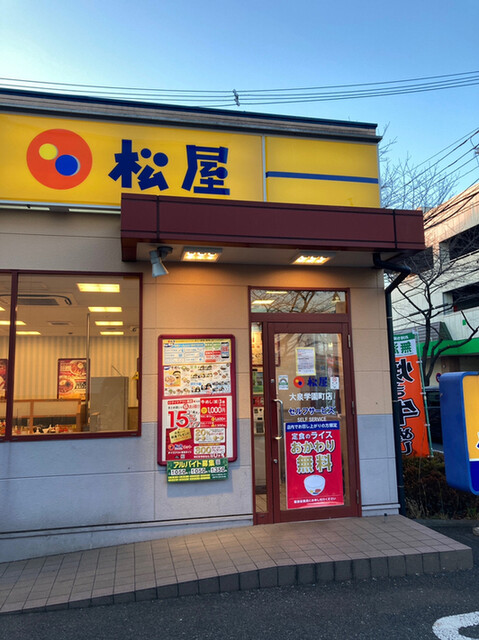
left=251, top=310, right=361, bottom=524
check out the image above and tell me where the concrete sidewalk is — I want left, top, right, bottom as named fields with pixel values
left=0, top=515, right=473, bottom=615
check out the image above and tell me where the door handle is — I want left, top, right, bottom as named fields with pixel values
left=273, top=398, right=284, bottom=440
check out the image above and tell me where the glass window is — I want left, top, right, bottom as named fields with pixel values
left=8, top=273, right=140, bottom=437
left=250, top=289, right=347, bottom=314
left=0, top=274, right=12, bottom=438
left=251, top=321, right=268, bottom=516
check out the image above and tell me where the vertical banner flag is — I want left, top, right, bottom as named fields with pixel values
left=394, top=333, right=430, bottom=457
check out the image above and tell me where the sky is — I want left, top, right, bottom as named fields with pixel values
left=1, top=0, right=478, bottom=196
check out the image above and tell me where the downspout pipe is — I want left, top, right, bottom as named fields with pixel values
left=373, top=252, right=411, bottom=516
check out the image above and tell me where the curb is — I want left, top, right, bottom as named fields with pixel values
left=416, top=519, right=479, bottom=529
left=4, top=549, right=473, bottom=616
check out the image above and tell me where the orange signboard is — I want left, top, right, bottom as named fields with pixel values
left=394, top=333, right=430, bottom=457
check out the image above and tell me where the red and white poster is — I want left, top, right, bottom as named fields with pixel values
left=163, top=396, right=229, bottom=460
left=285, top=421, right=344, bottom=509
left=57, top=358, right=87, bottom=400
left=158, top=336, right=237, bottom=465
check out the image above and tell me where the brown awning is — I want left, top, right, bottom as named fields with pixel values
left=120, top=194, right=425, bottom=262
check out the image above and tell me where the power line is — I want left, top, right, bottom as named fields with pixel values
left=0, top=71, right=478, bottom=107
left=415, top=128, right=479, bottom=168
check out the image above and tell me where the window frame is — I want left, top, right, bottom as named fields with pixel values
left=0, top=269, right=142, bottom=442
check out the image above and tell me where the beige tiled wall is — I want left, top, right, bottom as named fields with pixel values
left=142, top=263, right=391, bottom=422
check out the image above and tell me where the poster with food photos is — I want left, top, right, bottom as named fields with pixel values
left=57, top=358, right=87, bottom=400
left=0, top=359, right=7, bottom=397
left=159, top=336, right=237, bottom=466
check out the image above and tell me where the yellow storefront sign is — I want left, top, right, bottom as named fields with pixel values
left=0, top=113, right=380, bottom=209
left=265, top=136, right=380, bottom=207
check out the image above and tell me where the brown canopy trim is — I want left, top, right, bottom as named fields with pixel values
left=120, top=194, right=425, bottom=262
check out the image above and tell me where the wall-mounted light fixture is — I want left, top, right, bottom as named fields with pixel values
left=181, top=247, right=223, bottom=262
left=291, top=251, right=335, bottom=266
left=150, top=246, right=173, bottom=277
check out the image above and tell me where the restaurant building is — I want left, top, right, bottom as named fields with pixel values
left=0, top=89, right=424, bottom=562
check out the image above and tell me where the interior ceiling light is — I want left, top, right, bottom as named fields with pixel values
left=252, top=299, right=275, bottom=305
left=95, top=321, right=124, bottom=326
left=265, top=290, right=288, bottom=294
left=88, top=307, right=122, bottom=313
left=16, top=331, right=41, bottom=335
left=332, top=291, right=341, bottom=302
left=291, top=251, right=335, bottom=265
left=0, top=320, right=26, bottom=325
left=181, top=247, right=223, bottom=262
left=150, top=246, right=172, bottom=277
left=77, top=283, right=120, bottom=293
left=100, top=331, right=124, bottom=335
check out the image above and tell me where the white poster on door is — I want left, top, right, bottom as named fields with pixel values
left=295, top=348, right=316, bottom=376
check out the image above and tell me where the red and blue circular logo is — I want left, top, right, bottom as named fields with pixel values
left=26, top=129, right=92, bottom=189
left=294, top=376, right=305, bottom=388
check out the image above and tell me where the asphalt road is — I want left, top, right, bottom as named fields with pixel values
left=1, top=524, right=479, bottom=640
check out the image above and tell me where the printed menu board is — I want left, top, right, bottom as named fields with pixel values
left=57, top=358, right=87, bottom=400
left=158, top=336, right=236, bottom=469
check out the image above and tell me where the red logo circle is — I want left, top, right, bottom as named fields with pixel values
left=27, top=129, right=92, bottom=189
left=294, top=377, right=305, bottom=388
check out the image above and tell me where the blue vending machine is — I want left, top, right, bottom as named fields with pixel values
left=439, top=372, right=479, bottom=495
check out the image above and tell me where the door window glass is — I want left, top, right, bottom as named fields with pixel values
left=251, top=289, right=346, bottom=314
left=251, top=322, right=268, bottom=515
left=274, top=331, right=350, bottom=511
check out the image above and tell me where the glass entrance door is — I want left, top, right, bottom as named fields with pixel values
left=254, top=321, right=360, bottom=523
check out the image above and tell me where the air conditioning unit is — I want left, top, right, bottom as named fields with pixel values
left=17, top=294, right=73, bottom=307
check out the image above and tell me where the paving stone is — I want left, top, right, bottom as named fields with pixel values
left=334, top=560, right=352, bottom=582
left=135, top=588, right=157, bottom=601
left=277, top=565, right=296, bottom=586
left=370, top=556, right=389, bottom=578
left=387, top=555, right=406, bottom=577
left=422, top=552, right=441, bottom=574
left=69, top=598, right=91, bottom=609
left=113, top=592, right=135, bottom=604
left=297, top=563, right=315, bottom=584
left=157, top=584, right=178, bottom=599
left=352, top=558, right=371, bottom=580
left=405, top=554, right=423, bottom=576
left=199, top=577, right=219, bottom=594
left=219, top=573, right=239, bottom=592
left=178, top=580, right=199, bottom=596
left=90, top=595, right=114, bottom=607
left=258, top=567, right=277, bottom=588
left=316, top=562, right=334, bottom=582
left=43, top=602, right=69, bottom=612
left=455, top=548, right=474, bottom=570
left=239, top=570, right=259, bottom=590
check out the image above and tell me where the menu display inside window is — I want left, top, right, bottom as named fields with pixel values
left=0, top=359, right=7, bottom=397
left=57, top=358, right=87, bottom=400
left=158, top=336, right=236, bottom=467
